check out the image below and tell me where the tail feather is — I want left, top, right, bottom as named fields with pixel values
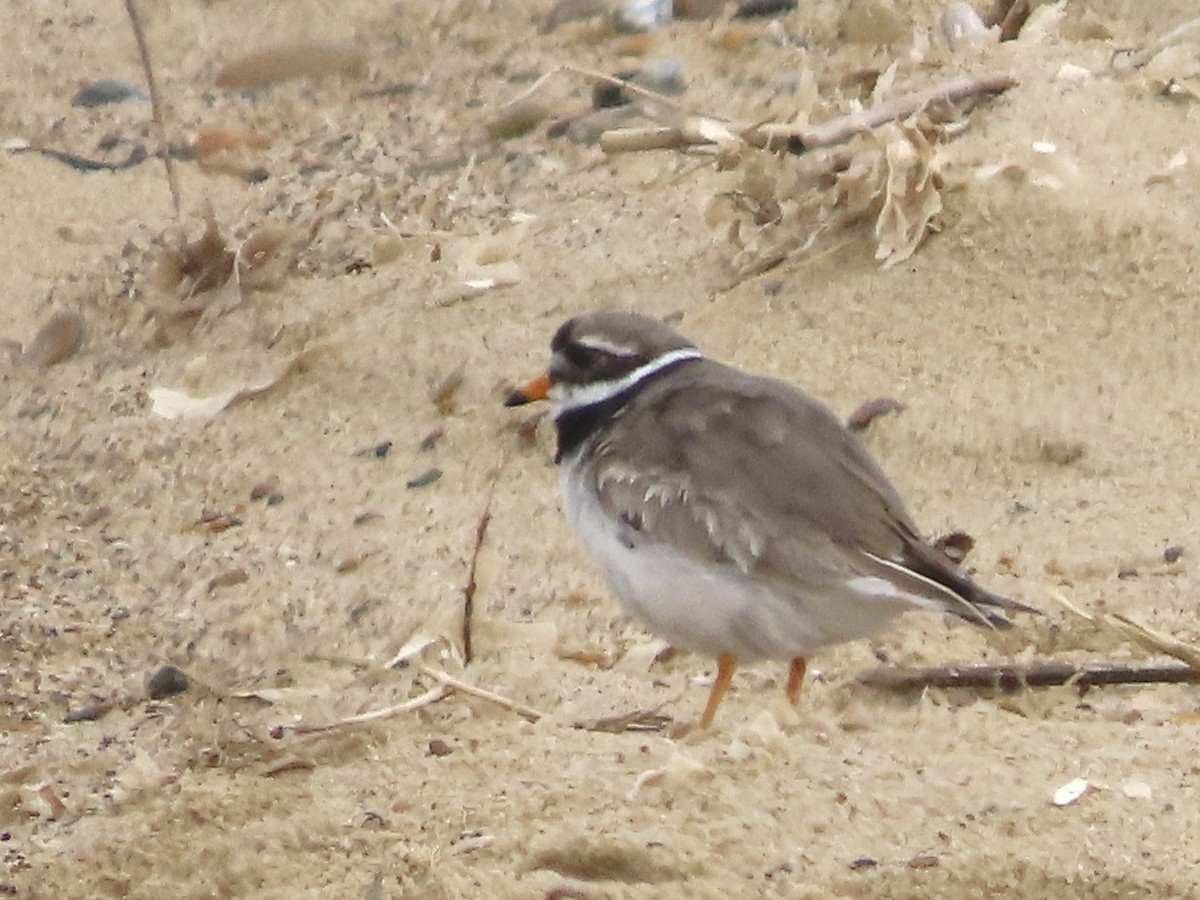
left=862, top=543, right=1038, bottom=629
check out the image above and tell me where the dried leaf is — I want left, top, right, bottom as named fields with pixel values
left=193, top=126, right=272, bottom=158
left=20, top=311, right=85, bottom=368
left=157, top=218, right=235, bottom=296
left=149, top=351, right=311, bottom=422
left=208, top=568, right=249, bottom=592
left=874, top=124, right=942, bottom=269
left=216, top=41, right=366, bottom=89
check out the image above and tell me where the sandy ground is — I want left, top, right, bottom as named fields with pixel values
left=3, top=0, right=1200, bottom=896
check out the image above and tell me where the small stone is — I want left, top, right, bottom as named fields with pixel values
left=406, top=467, right=443, bottom=489
left=147, top=665, right=189, bottom=700
left=1163, top=545, right=1184, bottom=564
left=71, top=78, right=148, bottom=107
left=428, top=739, right=453, bottom=757
left=849, top=856, right=878, bottom=870
left=250, top=478, right=279, bottom=501
left=207, top=568, right=249, bottom=593
left=733, top=0, right=797, bottom=18
left=63, top=702, right=112, bottom=724
left=418, top=428, right=445, bottom=452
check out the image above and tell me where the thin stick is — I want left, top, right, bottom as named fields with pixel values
left=463, top=462, right=506, bottom=665
left=745, top=74, right=1016, bottom=152
left=1107, top=613, right=1200, bottom=670
left=502, top=64, right=694, bottom=118
left=420, top=664, right=545, bottom=721
left=1127, top=16, right=1200, bottom=69
left=124, top=0, right=182, bottom=225
left=573, top=704, right=674, bottom=733
left=997, top=0, right=1032, bottom=42
left=1042, top=586, right=1095, bottom=622
left=507, top=67, right=1012, bottom=158
left=284, top=684, right=452, bottom=735
left=859, top=661, right=1200, bottom=692
left=600, top=126, right=684, bottom=154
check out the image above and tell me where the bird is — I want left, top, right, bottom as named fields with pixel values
left=505, top=310, right=1034, bottom=728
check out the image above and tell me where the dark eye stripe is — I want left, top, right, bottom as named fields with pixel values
left=564, top=343, right=598, bottom=366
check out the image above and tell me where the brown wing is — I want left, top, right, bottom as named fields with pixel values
left=589, top=359, right=1028, bottom=623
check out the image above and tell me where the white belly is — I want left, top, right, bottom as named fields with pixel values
left=560, top=464, right=889, bottom=661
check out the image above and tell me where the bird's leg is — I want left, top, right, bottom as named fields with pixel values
left=700, top=653, right=738, bottom=728
left=786, top=657, right=807, bottom=706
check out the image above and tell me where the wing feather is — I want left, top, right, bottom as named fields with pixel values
left=587, top=359, right=1026, bottom=622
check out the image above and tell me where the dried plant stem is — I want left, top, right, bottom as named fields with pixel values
left=745, top=74, right=1017, bottom=152
left=285, top=684, right=452, bottom=735
left=507, top=66, right=1012, bottom=159
left=1107, top=613, right=1200, bottom=670
left=124, top=0, right=182, bottom=225
left=600, top=126, right=684, bottom=154
left=859, top=661, right=1200, bottom=692
left=420, top=664, right=545, bottom=721
left=463, top=462, right=506, bottom=665
left=1045, top=591, right=1200, bottom=671
left=1127, top=16, right=1200, bottom=69
left=503, top=64, right=693, bottom=118
left=573, top=705, right=674, bottom=733
left=996, top=0, right=1032, bottom=42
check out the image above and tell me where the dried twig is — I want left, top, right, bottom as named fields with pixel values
left=463, top=462, right=506, bottom=665
left=420, top=664, right=545, bottom=721
left=599, top=126, right=684, bottom=154
left=124, top=0, right=182, bottom=224
left=507, top=66, right=1013, bottom=160
left=502, top=64, right=693, bottom=118
left=996, top=0, right=1032, bottom=42
left=1107, top=613, right=1200, bottom=670
left=573, top=706, right=673, bottom=733
left=1124, top=16, right=1200, bottom=69
left=283, top=684, right=452, bottom=735
left=744, top=74, right=1017, bottom=153
left=1044, top=591, right=1200, bottom=671
left=859, top=661, right=1200, bottom=692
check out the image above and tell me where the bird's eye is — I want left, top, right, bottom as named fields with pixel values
left=562, top=342, right=595, bottom=367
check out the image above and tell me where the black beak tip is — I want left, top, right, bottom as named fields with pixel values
left=503, top=389, right=529, bottom=408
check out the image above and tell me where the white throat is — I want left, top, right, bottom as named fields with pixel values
left=551, top=347, right=703, bottom=413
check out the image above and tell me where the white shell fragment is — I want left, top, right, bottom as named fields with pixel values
left=1056, top=63, right=1092, bottom=82
left=149, top=379, right=278, bottom=422
left=1122, top=781, right=1153, bottom=801
left=1052, top=777, right=1091, bottom=807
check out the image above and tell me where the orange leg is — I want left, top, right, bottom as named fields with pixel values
left=786, top=657, right=807, bottom=706
left=699, top=653, right=738, bottom=729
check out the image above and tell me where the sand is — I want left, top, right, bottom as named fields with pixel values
left=3, top=0, right=1200, bottom=896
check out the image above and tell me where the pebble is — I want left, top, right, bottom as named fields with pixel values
left=406, top=467, right=443, bottom=489
left=733, top=0, right=798, bottom=18
left=147, top=665, right=190, bottom=700
left=71, top=78, right=148, bottom=107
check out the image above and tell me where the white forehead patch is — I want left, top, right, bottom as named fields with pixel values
left=574, top=334, right=638, bottom=358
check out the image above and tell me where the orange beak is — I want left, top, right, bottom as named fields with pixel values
left=504, top=373, right=553, bottom=407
